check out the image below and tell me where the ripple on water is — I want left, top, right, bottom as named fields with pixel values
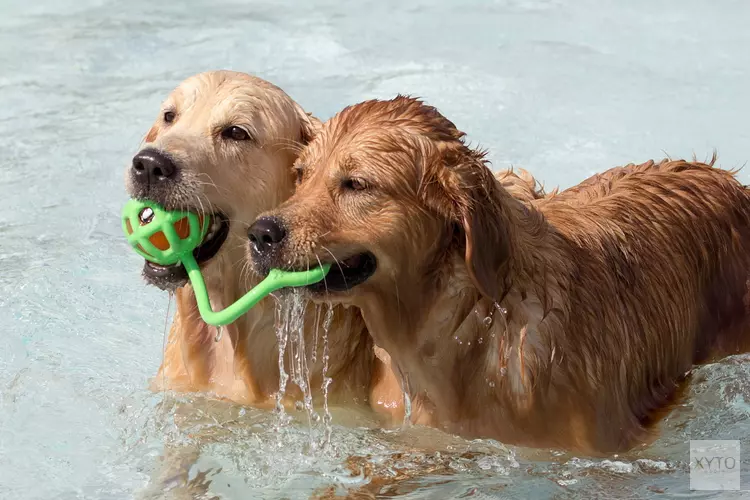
left=3, top=0, right=750, bottom=497
left=105, top=354, right=750, bottom=499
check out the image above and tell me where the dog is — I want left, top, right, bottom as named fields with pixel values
left=125, top=70, right=378, bottom=409
left=247, top=95, right=750, bottom=453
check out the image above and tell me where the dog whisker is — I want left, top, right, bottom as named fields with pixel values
left=321, top=246, right=348, bottom=290
left=314, top=252, right=331, bottom=297
left=195, top=172, right=232, bottom=196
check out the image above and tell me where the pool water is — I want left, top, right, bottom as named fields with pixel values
left=1, top=0, right=750, bottom=498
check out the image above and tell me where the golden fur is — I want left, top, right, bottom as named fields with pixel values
left=125, top=73, right=544, bottom=421
left=251, top=95, right=750, bottom=453
left=125, top=71, right=379, bottom=410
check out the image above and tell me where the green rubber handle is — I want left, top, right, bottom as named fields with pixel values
left=183, top=255, right=330, bottom=326
left=121, top=198, right=330, bottom=326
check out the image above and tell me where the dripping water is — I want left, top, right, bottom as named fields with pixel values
left=285, top=290, right=318, bottom=450
left=320, top=304, right=334, bottom=449
left=273, top=297, right=292, bottom=428
left=402, top=379, right=412, bottom=428
left=269, top=293, right=339, bottom=451
left=311, top=305, right=321, bottom=365
left=272, top=290, right=329, bottom=451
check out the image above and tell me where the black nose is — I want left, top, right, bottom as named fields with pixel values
left=131, top=149, right=177, bottom=185
left=248, top=216, right=287, bottom=254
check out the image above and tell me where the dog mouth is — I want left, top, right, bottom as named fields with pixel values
left=307, top=252, right=377, bottom=294
left=142, top=212, right=230, bottom=287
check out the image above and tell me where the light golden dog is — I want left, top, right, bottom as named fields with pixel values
left=248, top=95, right=750, bottom=453
left=125, top=70, right=379, bottom=410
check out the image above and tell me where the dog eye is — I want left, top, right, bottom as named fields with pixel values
left=163, top=111, right=176, bottom=123
left=342, top=177, right=368, bottom=191
left=221, top=126, right=251, bottom=141
left=294, top=166, right=305, bottom=185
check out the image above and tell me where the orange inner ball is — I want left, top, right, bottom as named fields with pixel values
left=127, top=215, right=205, bottom=257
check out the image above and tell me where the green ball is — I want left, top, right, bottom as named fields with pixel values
left=121, top=199, right=209, bottom=266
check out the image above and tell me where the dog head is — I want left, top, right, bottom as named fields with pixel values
left=126, top=70, right=318, bottom=290
left=247, top=96, right=514, bottom=310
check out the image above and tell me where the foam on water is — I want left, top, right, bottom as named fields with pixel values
left=2, top=0, right=750, bottom=497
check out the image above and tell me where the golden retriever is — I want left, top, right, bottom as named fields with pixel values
left=247, top=95, right=750, bottom=453
left=125, top=70, right=379, bottom=410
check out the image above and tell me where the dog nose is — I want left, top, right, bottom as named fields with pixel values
left=248, top=216, right=287, bottom=253
left=131, top=149, right=177, bottom=184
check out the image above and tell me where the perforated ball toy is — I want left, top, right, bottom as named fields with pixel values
left=121, top=199, right=330, bottom=326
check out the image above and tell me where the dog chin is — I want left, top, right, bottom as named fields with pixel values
left=142, top=262, right=189, bottom=291
left=304, top=288, right=359, bottom=307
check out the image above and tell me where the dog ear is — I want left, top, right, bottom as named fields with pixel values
left=293, top=102, right=321, bottom=145
left=429, top=145, right=513, bottom=301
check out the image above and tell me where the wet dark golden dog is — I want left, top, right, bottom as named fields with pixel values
left=248, top=95, right=750, bottom=453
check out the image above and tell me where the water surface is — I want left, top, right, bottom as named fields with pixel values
left=1, top=0, right=750, bottom=498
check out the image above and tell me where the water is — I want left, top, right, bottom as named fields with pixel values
left=320, top=305, right=335, bottom=449
left=272, top=291, right=331, bottom=452
left=1, top=0, right=750, bottom=498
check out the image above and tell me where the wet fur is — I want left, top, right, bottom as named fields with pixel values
left=255, top=96, right=750, bottom=453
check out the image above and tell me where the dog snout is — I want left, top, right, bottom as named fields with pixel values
left=248, top=216, right=287, bottom=255
left=131, top=149, right=178, bottom=187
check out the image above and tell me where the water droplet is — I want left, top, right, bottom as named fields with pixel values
left=402, top=380, right=412, bottom=427
left=311, top=305, right=322, bottom=364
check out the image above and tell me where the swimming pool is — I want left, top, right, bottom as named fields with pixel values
left=1, top=0, right=749, bottom=497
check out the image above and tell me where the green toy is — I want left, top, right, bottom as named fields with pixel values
left=121, top=199, right=330, bottom=326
